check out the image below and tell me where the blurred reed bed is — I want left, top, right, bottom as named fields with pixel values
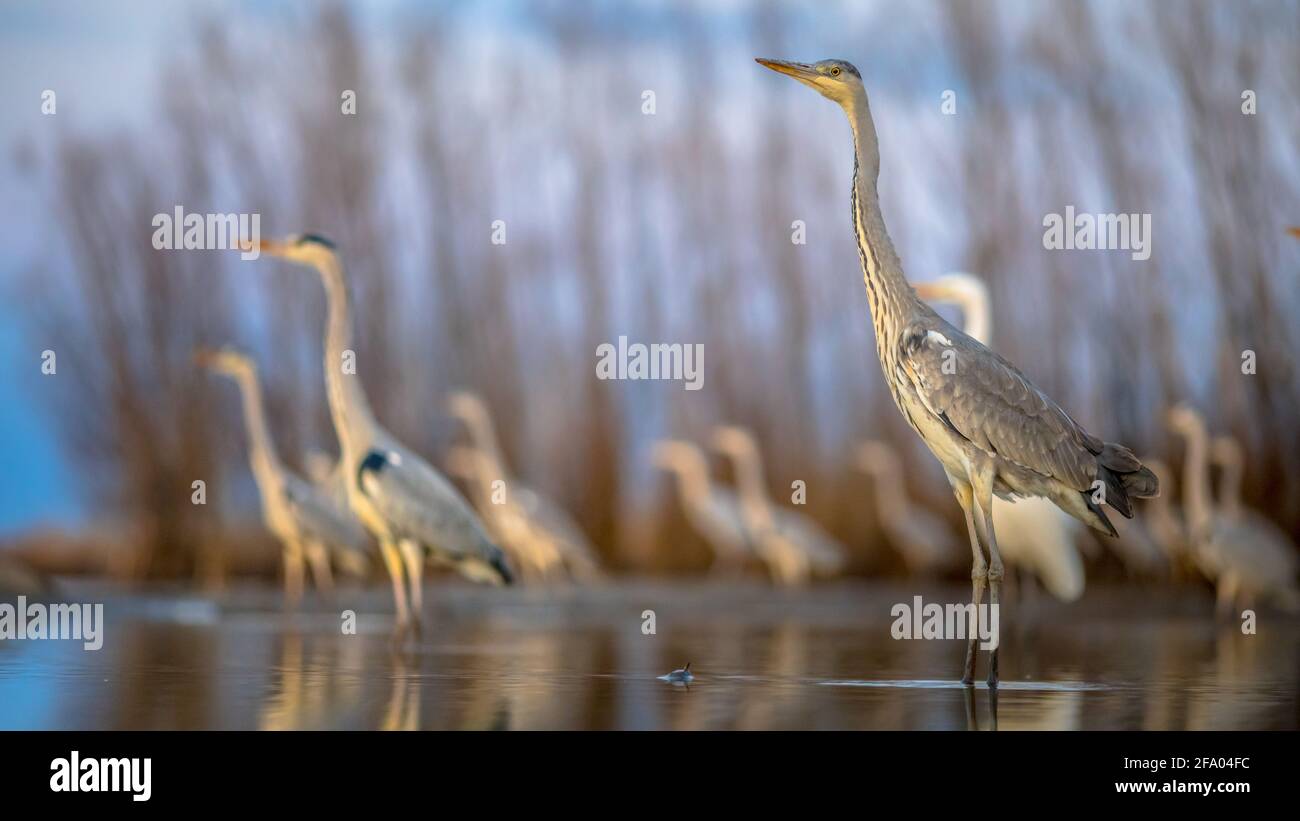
left=9, top=0, right=1299, bottom=580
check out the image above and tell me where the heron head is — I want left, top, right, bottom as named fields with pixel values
left=755, top=58, right=864, bottom=106
left=1210, top=436, right=1242, bottom=469
left=710, top=425, right=756, bottom=458
left=446, top=390, right=488, bottom=424
left=194, top=345, right=254, bottom=378
left=914, top=273, right=986, bottom=306
left=1165, top=403, right=1204, bottom=436
left=650, top=440, right=695, bottom=472
left=238, top=233, right=339, bottom=265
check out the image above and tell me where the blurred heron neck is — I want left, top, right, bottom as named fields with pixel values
left=317, top=255, right=377, bottom=454
left=1181, top=423, right=1212, bottom=538
left=233, top=369, right=283, bottom=486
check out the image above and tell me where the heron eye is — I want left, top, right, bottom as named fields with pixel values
left=830, top=67, right=841, bottom=77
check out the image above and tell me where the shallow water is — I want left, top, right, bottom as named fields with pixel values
left=0, top=580, right=1296, bottom=730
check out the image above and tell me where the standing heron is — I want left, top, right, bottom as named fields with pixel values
left=446, top=391, right=602, bottom=580
left=444, top=445, right=565, bottom=583
left=652, top=439, right=759, bottom=573
left=756, top=58, right=1158, bottom=684
left=243, top=235, right=513, bottom=634
left=711, top=426, right=848, bottom=582
left=915, top=272, right=1162, bottom=581
left=1167, top=405, right=1298, bottom=614
left=855, top=440, right=964, bottom=574
left=196, top=346, right=370, bottom=605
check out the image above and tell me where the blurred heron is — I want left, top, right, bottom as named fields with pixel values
left=757, top=57, right=1158, bottom=685
left=856, top=440, right=964, bottom=574
left=915, top=272, right=1163, bottom=581
left=444, top=445, right=565, bottom=583
left=196, top=346, right=370, bottom=605
left=652, top=439, right=757, bottom=573
left=1167, top=405, right=1298, bottom=614
left=711, top=426, right=848, bottom=582
left=244, top=235, right=513, bottom=635
left=446, top=391, right=602, bottom=580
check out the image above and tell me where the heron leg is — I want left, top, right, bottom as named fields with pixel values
left=378, top=539, right=410, bottom=632
left=971, top=463, right=1003, bottom=688
left=284, top=540, right=306, bottom=611
left=950, top=477, right=987, bottom=686
left=399, top=540, right=424, bottom=635
left=304, top=541, right=335, bottom=600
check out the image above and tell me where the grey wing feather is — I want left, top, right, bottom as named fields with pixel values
left=283, top=475, right=368, bottom=553
left=899, top=317, right=1101, bottom=492
left=359, top=448, right=494, bottom=560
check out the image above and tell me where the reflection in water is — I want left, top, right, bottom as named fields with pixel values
left=0, top=582, right=1296, bottom=730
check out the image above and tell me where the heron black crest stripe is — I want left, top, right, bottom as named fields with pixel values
left=356, top=449, right=389, bottom=491
left=298, top=233, right=337, bottom=249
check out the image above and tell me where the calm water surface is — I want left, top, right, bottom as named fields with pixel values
left=1, top=580, right=1296, bottom=729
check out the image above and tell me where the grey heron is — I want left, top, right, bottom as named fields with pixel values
left=243, top=235, right=513, bottom=635
left=855, top=440, right=965, bottom=574
left=1167, top=405, right=1298, bottom=614
left=915, top=272, right=1162, bottom=581
left=446, top=391, right=602, bottom=580
left=196, top=346, right=370, bottom=605
left=757, top=58, right=1159, bottom=685
left=651, top=439, right=759, bottom=573
left=443, top=445, right=565, bottom=583
left=711, top=426, right=848, bottom=582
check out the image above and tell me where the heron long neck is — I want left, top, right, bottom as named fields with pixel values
left=1181, top=422, right=1213, bottom=538
left=845, top=90, right=916, bottom=358
left=316, top=255, right=377, bottom=458
left=671, top=454, right=712, bottom=510
left=866, top=460, right=908, bottom=529
left=465, top=408, right=507, bottom=473
left=232, top=370, right=283, bottom=488
left=1216, top=446, right=1243, bottom=519
left=956, top=286, right=991, bottom=346
left=730, top=446, right=774, bottom=528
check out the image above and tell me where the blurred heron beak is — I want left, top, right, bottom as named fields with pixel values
left=755, top=58, right=819, bottom=83
left=1288, top=227, right=1300, bottom=238
left=193, top=348, right=216, bottom=367
left=235, top=237, right=285, bottom=257
left=913, top=282, right=941, bottom=300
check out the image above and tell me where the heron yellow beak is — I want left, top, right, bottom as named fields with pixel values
left=193, top=348, right=217, bottom=367
left=234, top=237, right=287, bottom=257
left=755, top=58, right=819, bottom=82
left=1288, top=226, right=1300, bottom=239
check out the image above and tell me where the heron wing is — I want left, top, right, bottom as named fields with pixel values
left=898, top=318, right=1102, bottom=492
left=282, top=474, right=368, bottom=553
left=357, top=447, right=490, bottom=560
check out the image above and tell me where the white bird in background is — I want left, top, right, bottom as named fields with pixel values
left=244, top=234, right=513, bottom=635
left=912, top=274, right=1085, bottom=601
left=1167, top=405, right=1298, bottom=614
left=856, top=440, right=964, bottom=574
left=196, top=346, right=370, bottom=605
left=446, top=391, right=602, bottom=581
left=711, top=426, right=848, bottom=583
left=651, top=439, right=759, bottom=573
left=443, top=445, right=565, bottom=583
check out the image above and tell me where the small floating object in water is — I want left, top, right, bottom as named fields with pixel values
left=659, top=663, right=694, bottom=684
